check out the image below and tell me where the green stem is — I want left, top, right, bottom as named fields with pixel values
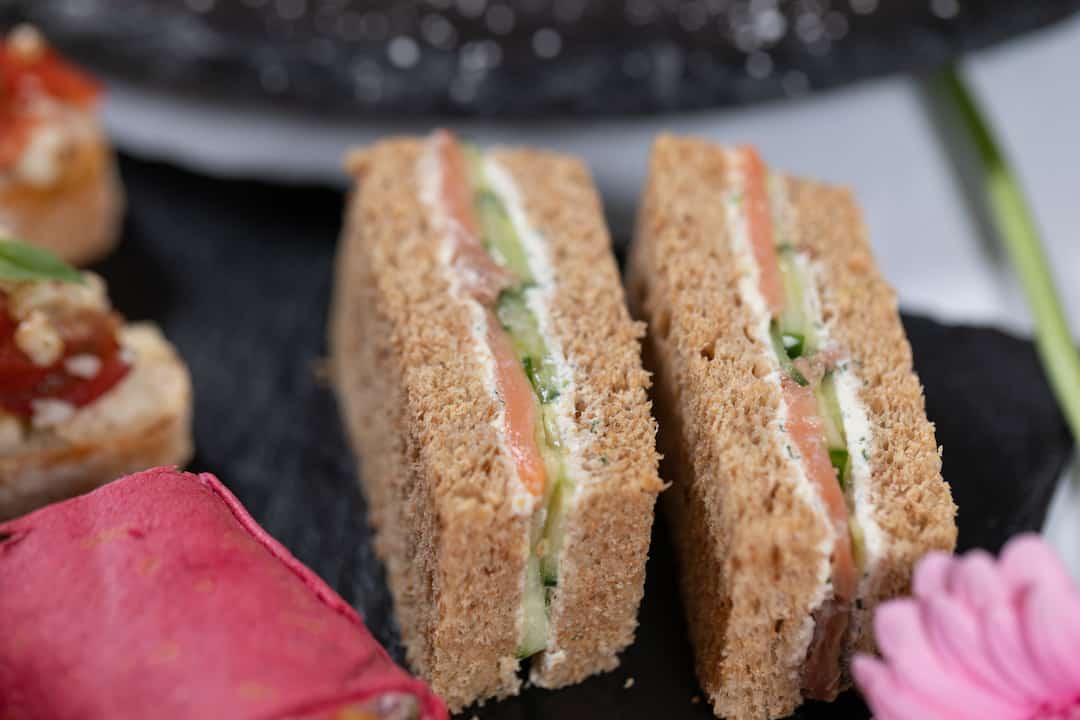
left=935, top=66, right=1080, bottom=445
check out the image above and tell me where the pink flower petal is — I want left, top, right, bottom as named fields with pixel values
left=921, top=593, right=1032, bottom=711
left=983, top=596, right=1061, bottom=703
left=858, top=536, right=1080, bottom=720
left=1021, top=582, right=1080, bottom=704
left=1000, top=534, right=1074, bottom=592
left=875, top=600, right=1015, bottom=719
left=852, top=654, right=951, bottom=720
left=913, top=552, right=953, bottom=598
left=948, top=550, right=1008, bottom=611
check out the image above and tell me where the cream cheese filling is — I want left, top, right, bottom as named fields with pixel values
left=7, top=101, right=96, bottom=188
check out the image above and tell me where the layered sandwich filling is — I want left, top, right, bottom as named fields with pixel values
left=0, top=26, right=101, bottom=191
left=724, top=147, right=878, bottom=700
left=0, top=251, right=131, bottom=444
left=421, top=130, right=581, bottom=661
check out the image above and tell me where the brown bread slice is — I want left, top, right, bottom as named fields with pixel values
left=0, top=124, right=124, bottom=266
left=626, top=134, right=956, bottom=719
left=331, top=138, right=661, bottom=710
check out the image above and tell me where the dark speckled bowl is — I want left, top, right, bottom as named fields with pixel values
left=2, top=0, right=1078, bottom=116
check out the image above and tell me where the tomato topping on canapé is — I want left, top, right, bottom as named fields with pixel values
left=0, top=296, right=129, bottom=416
left=0, top=37, right=100, bottom=108
left=0, top=30, right=100, bottom=169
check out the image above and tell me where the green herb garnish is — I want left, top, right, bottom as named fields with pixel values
left=770, top=321, right=809, bottom=385
left=829, top=448, right=850, bottom=489
left=0, top=239, right=84, bottom=284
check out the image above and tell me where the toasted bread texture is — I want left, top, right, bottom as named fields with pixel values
left=0, top=323, right=193, bottom=520
left=627, top=135, right=955, bottom=720
left=0, top=124, right=124, bottom=266
left=331, top=138, right=661, bottom=711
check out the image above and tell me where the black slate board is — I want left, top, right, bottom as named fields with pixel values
left=92, top=154, right=1073, bottom=719
left=3, top=1, right=1080, bottom=116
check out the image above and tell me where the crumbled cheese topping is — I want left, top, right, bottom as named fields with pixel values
left=14, top=309, right=63, bottom=366
left=14, top=125, right=70, bottom=187
left=65, top=353, right=101, bottom=379
left=31, top=398, right=75, bottom=429
left=5, top=272, right=108, bottom=320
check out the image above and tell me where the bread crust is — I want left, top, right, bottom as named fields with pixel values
left=0, top=125, right=124, bottom=266
left=332, top=139, right=661, bottom=710
left=627, top=135, right=956, bottom=719
left=491, top=149, right=662, bottom=689
left=0, top=323, right=193, bottom=520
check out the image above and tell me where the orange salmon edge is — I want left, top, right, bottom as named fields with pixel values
left=434, top=130, right=482, bottom=240
left=737, top=146, right=785, bottom=316
left=486, top=315, right=547, bottom=498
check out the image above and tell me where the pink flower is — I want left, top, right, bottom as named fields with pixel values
left=853, top=534, right=1080, bottom=720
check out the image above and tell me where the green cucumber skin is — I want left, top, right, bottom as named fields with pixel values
left=517, top=554, right=548, bottom=659
left=540, top=473, right=571, bottom=584
left=829, top=448, right=851, bottom=489
left=815, top=374, right=847, bottom=448
left=496, top=292, right=561, bottom=403
left=782, top=332, right=805, bottom=359
left=770, top=321, right=809, bottom=386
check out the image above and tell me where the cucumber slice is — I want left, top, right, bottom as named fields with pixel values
left=815, top=374, right=849, bottom=487
left=475, top=190, right=534, bottom=284
left=540, top=472, right=571, bottom=584
left=540, top=403, right=562, bottom=449
left=517, top=553, right=548, bottom=658
left=770, top=321, right=809, bottom=386
left=776, top=248, right=816, bottom=355
left=815, top=374, right=846, bottom=448
left=496, top=291, right=560, bottom=403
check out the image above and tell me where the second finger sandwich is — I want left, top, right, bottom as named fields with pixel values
left=628, top=135, right=956, bottom=719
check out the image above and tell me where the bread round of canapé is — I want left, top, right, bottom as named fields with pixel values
left=0, top=123, right=123, bottom=266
